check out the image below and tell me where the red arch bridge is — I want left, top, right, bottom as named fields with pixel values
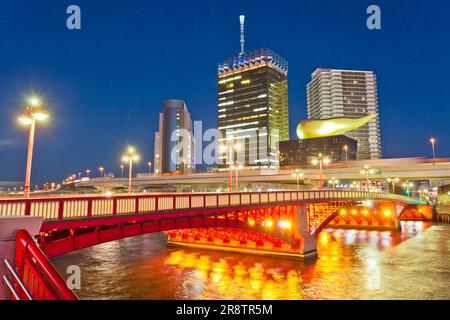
left=0, top=189, right=431, bottom=300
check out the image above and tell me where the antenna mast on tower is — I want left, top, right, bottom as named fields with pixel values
left=239, top=15, right=245, bottom=55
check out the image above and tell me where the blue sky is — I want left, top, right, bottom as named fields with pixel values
left=0, top=0, right=449, bottom=184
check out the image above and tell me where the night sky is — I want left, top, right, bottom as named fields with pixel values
left=0, top=0, right=449, bottom=185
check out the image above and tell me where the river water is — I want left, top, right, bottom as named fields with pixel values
left=52, top=222, right=450, bottom=300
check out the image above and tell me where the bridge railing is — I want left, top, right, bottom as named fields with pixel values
left=0, top=190, right=422, bottom=221
left=2, top=229, right=79, bottom=300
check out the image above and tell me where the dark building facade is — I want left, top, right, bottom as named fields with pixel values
left=279, top=135, right=357, bottom=167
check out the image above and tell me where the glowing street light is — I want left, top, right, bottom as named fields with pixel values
left=99, top=166, right=104, bottom=178
left=311, top=153, right=330, bottom=188
left=233, top=163, right=244, bottom=192
left=120, top=164, right=124, bottom=178
left=343, top=145, right=348, bottom=160
left=18, top=96, right=49, bottom=197
left=360, top=165, right=371, bottom=191
left=402, top=181, right=414, bottom=196
left=387, top=177, right=399, bottom=194
left=147, top=161, right=152, bottom=175
left=122, top=146, right=140, bottom=194
left=86, top=169, right=91, bottom=178
left=292, top=169, right=304, bottom=190
left=328, top=177, right=339, bottom=189
left=220, top=138, right=241, bottom=192
left=430, top=137, right=436, bottom=159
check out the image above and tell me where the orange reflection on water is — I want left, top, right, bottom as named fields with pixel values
left=165, top=251, right=304, bottom=300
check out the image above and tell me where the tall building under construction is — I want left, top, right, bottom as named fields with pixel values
left=217, top=16, right=289, bottom=169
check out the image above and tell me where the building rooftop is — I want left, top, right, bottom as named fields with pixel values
left=218, top=48, right=288, bottom=77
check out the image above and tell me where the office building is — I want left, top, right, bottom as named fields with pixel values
left=307, top=68, right=381, bottom=160
left=154, top=99, right=195, bottom=174
left=217, top=16, right=289, bottom=169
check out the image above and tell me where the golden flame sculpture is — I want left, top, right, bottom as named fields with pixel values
left=296, top=114, right=377, bottom=139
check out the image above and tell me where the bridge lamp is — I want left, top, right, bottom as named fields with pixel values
left=292, top=169, right=303, bottom=190
left=265, top=220, right=273, bottom=228
left=430, top=137, right=436, bottom=159
left=360, top=166, right=371, bottom=191
left=86, top=169, right=91, bottom=177
left=248, top=219, right=255, bottom=226
left=311, top=154, right=330, bottom=188
left=18, top=96, right=49, bottom=197
left=99, top=166, right=105, bottom=177
left=122, top=146, right=140, bottom=194
left=339, top=209, right=347, bottom=215
left=383, top=209, right=391, bottom=217
left=362, top=209, right=368, bottom=215
left=147, top=161, right=152, bottom=174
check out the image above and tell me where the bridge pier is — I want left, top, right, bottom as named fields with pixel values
left=0, top=216, right=43, bottom=300
left=295, top=205, right=318, bottom=259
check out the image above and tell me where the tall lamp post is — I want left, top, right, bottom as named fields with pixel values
left=18, top=97, right=49, bottom=198
left=328, top=177, right=339, bottom=189
left=120, top=164, right=124, bottom=178
left=402, top=182, right=414, bottom=196
left=343, top=145, right=348, bottom=160
left=147, top=161, right=152, bottom=175
left=387, top=177, right=399, bottom=194
left=430, top=137, right=436, bottom=159
left=311, top=153, right=330, bottom=188
left=122, top=146, right=139, bottom=194
left=86, top=169, right=91, bottom=178
left=234, top=163, right=243, bottom=192
left=292, top=169, right=303, bottom=191
left=360, top=165, right=371, bottom=191
left=220, top=138, right=241, bottom=192
left=99, top=166, right=104, bottom=178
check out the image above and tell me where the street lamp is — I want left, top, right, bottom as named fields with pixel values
left=18, top=97, right=49, bottom=197
left=402, top=182, right=414, bottom=196
left=220, top=138, right=241, bottom=192
left=147, top=161, right=152, bottom=175
left=328, top=177, right=339, bottom=189
left=360, top=165, right=371, bottom=191
left=311, top=153, right=330, bottom=188
left=234, top=163, right=244, bottom=191
left=86, top=169, right=91, bottom=178
left=343, top=145, right=348, bottom=160
left=387, top=177, right=399, bottom=194
left=430, top=137, right=436, bottom=159
left=292, top=169, right=303, bottom=191
left=120, top=164, right=124, bottom=178
left=122, top=146, right=139, bottom=194
left=99, top=166, right=104, bottom=178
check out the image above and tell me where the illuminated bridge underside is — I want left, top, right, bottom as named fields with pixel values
left=166, top=201, right=432, bottom=258
left=0, top=190, right=431, bottom=259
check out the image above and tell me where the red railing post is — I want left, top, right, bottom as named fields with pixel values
left=14, top=229, right=79, bottom=300
left=135, top=195, right=140, bottom=213
left=87, top=198, right=92, bottom=218
left=58, top=200, right=64, bottom=220
left=112, top=197, right=117, bottom=215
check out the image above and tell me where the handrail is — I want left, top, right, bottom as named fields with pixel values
left=3, top=275, right=20, bottom=300
left=3, top=258, right=33, bottom=300
left=15, top=229, right=79, bottom=300
left=0, top=190, right=427, bottom=220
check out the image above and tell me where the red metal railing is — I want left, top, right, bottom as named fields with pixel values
left=0, top=190, right=419, bottom=222
left=10, top=229, right=79, bottom=300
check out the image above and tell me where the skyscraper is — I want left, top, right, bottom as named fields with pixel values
left=154, top=99, right=195, bottom=174
left=217, top=16, right=289, bottom=169
left=307, top=68, right=381, bottom=160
